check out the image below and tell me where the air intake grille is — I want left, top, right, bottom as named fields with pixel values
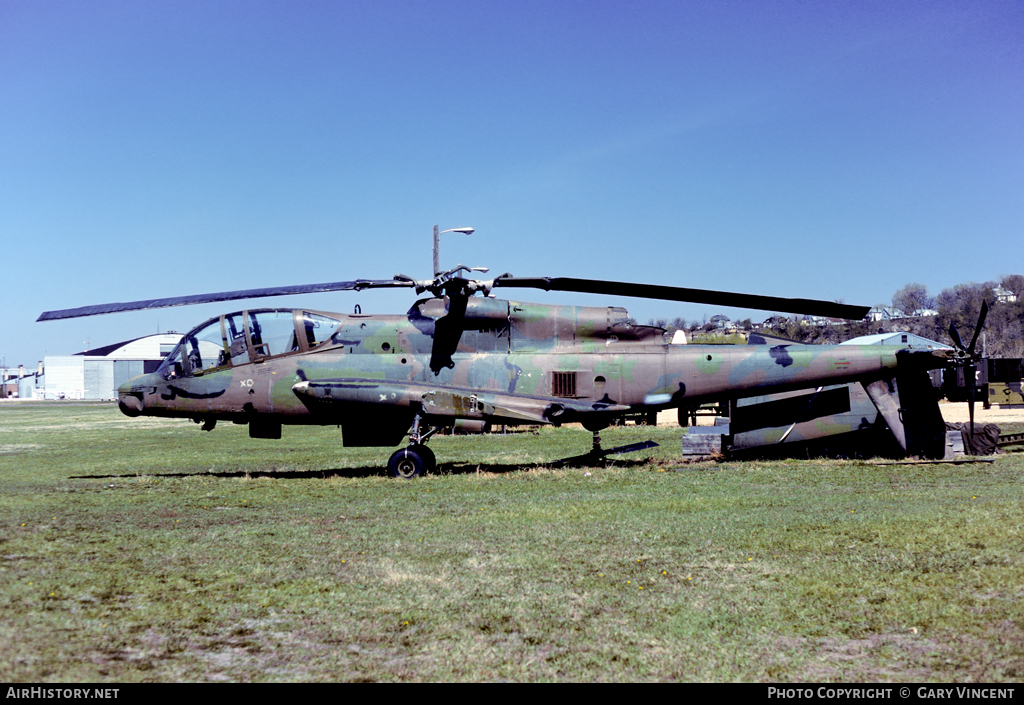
left=551, top=371, right=577, bottom=398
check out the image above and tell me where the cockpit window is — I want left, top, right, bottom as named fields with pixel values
left=160, top=343, right=185, bottom=379
left=248, top=311, right=299, bottom=358
left=159, top=310, right=309, bottom=377
left=224, top=313, right=250, bottom=366
left=300, top=312, right=341, bottom=348
left=186, top=319, right=228, bottom=373
left=158, top=317, right=224, bottom=378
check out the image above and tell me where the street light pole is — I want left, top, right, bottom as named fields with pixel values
left=433, top=224, right=475, bottom=277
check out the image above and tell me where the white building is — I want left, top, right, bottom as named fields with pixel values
left=994, top=285, right=1018, bottom=304
left=839, top=332, right=950, bottom=349
left=35, top=333, right=182, bottom=400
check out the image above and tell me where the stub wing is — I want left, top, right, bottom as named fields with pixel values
left=291, top=378, right=630, bottom=427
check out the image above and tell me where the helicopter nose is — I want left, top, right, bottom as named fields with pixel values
left=118, top=390, right=144, bottom=417
left=117, top=376, right=149, bottom=417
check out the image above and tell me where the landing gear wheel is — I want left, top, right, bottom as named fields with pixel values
left=412, top=443, right=436, bottom=472
left=388, top=444, right=435, bottom=479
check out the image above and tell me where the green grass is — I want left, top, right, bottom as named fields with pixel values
left=2, top=402, right=1023, bottom=682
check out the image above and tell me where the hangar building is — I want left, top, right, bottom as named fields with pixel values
left=839, top=332, right=950, bottom=349
left=30, top=333, right=182, bottom=400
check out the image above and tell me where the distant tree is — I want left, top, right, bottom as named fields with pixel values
left=741, top=274, right=1020, bottom=354
left=986, top=297, right=1024, bottom=357
left=935, top=282, right=995, bottom=342
left=892, top=283, right=934, bottom=317
left=982, top=276, right=1024, bottom=357
left=1000, top=274, right=1024, bottom=298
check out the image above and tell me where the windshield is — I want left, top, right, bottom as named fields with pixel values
left=157, top=309, right=336, bottom=378
left=159, top=341, right=185, bottom=379
left=158, top=315, right=224, bottom=378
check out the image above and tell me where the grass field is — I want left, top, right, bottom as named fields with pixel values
left=2, top=401, right=1023, bottom=682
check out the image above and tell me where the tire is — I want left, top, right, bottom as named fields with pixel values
left=388, top=446, right=430, bottom=479
left=411, top=443, right=436, bottom=472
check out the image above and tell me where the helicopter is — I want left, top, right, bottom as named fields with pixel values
left=37, top=227, right=984, bottom=477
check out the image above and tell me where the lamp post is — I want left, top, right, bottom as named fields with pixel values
left=433, top=224, right=475, bottom=277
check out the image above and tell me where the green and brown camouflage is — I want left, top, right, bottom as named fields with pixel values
left=115, top=295, right=955, bottom=465
left=43, top=256, right=980, bottom=471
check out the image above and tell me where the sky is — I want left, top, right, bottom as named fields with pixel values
left=2, top=0, right=1022, bottom=369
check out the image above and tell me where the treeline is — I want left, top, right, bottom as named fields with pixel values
left=650, top=275, right=1024, bottom=358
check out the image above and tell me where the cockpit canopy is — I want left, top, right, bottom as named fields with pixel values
left=159, top=309, right=341, bottom=378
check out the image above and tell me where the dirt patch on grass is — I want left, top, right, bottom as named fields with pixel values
left=779, top=620, right=1024, bottom=682
left=0, top=444, right=43, bottom=454
left=939, top=402, right=1024, bottom=425
left=793, top=632, right=948, bottom=681
left=1, top=417, right=184, bottom=433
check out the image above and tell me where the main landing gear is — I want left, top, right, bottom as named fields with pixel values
left=387, top=412, right=438, bottom=479
left=387, top=444, right=436, bottom=479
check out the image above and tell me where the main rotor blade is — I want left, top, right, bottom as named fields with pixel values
left=492, top=276, right=869, bottom=320
left=429, top=293, right=469, bottom=376
left=37, top=279, right=414, bottom=322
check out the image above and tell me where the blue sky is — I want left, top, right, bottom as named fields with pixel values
left=2, top=0, right=1021, bottom=368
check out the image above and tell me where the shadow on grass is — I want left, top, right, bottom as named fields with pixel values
left=71, top=466, right=385, bottom=480
left=439, top=456, right=651, bottom=475
left=69, top=456, right=653, bottom=481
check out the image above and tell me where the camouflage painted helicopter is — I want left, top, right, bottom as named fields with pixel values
left=37, top=229, right=983, bottom=476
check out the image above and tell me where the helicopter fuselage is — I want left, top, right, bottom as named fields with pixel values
left=117, top=296, right=943, bottom=450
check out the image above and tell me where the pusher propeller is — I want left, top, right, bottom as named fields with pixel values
left=948, top=300, right=989, bottom=438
